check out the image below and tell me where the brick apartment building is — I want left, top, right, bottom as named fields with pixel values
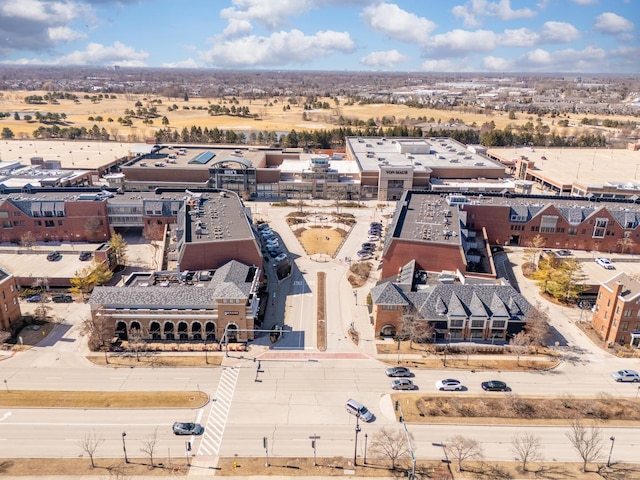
left=0, top=268, right=21, bottom=335
left=591, top=272, right=640, bottom=348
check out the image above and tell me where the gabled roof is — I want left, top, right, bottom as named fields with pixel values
left=370, top=282, right=409, bottom=306
left=405, top=284, right=531, bottom=320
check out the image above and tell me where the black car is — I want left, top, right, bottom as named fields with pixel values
left=47, top=251, right=62, bottom=261
left=79, top=251, right=92, bottom=261
left=52, top=294, right=73, bottom=303
left=481, top=380, right=508, bottom=391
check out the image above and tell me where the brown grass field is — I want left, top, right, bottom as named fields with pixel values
left=4, top=456, right=637, bottom=478
left=87, top=353, right=223, bottom=367
left=297, top=226, right=345, bottom=255
left=2, top=89, right=634, bottom=140
left=0, top=390, right=208, bottom=408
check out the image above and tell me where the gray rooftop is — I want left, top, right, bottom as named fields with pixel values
left=90, top=260, right=257, bottom=307
left=347, top=136, right=504, bottom=173
left=186, top=191, right=253, bottom=243
left=392, top=192, right=462, bottom=245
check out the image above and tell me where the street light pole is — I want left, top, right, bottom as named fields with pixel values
left=121, top=432, right=128, bottom=464
left=353, top=416, right=361, bottom=467
left=607, top=436, right=615, bottom=467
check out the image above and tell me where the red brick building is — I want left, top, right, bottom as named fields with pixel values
left=0, top=269, right=21, bottom=335
left=592, top=273, right=640, bottom=348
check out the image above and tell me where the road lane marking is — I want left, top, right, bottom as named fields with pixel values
left=0, top=412, right=11, bottom=422
left=197, top=367, right=239, bottom=457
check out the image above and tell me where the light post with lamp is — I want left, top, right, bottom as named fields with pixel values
left=353, top=416, right=361, bottom=467
left=121, top=432, right=129, bottom=463
left=364, top=433, right=368, bottom=464
left=607, top=436, right=615, bottom=467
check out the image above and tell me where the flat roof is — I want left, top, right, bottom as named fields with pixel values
left=130, top=146, right=267, bottom=169
left=280, top=154, right=361, bottom=174
left=347, top=136, right=505, bottom=174
left=489, top=146, right=640, bottom=189
left=187, top=192, right=254, bottom=243
left=0, top=140, right=134, bottom=170
left=394, top=191, right=462, bottom=245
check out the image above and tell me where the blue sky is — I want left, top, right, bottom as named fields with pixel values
left=0, top=0, right=637, bottom=72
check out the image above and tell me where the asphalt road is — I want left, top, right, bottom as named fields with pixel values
left=2, top=201, right=640, bottom=467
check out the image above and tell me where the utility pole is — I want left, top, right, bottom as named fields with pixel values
left=353, top=416, right=361, bottom=467
left=309, top=434, right=320, bottom=466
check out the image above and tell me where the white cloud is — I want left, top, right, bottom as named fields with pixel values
left=452, top=0, right=536, bottom=28
left=594, top=12, right=634, bottom=35
left=199, top=29, right=355, bottom=67
left=360, top=49, right=409, bottom=68
left=539, top=21, right=581, bottom=43
left=1, top=0, right=81, bottom=23
left=222, top=18, right=253, bottom=38
left=420, top=58, right=475, bottom=72
left=220, top=0, right=370, bottom=30
left=483, top=45, right=609, bottom=72
left=423, top=29, right=497, bottom=57
left=48, top=26, right=86, bottom=42
left=361, top=3, right=436, bottom=44
left=162, top=58, right=200, bottom=69
left=571, top=0, right=598, bottom=4
left=58, top=41, right=148, bottom=66
left=498, top=28, right=538, bottom=47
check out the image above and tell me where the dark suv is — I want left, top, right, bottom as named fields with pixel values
left=46, top=251, right=62, bottom=261
left=79, top=251, right=92, bottom=261
left=52, top=294, right=73, bottom=303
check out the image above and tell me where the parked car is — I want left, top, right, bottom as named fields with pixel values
left=257, top=223, right=270, bottom=231
left=367, top=235, right=381, bottom=242
left=52, top=294, right=73, bottom=303
left=385, top=366, right=412, bottom=377
left=595, top=257, right=615, bottom=269
left=481, top=380, right=509, bottom=391
left=268, top=249, right=282, bottom=258
left=436, top=379, right=464, bottom=391
left=361, top=242, right=376, bottom=250
left=260, top=229, right=274, bottom=237
left=611, top=369, right=640, bottom=382
left=556, top=249, right=572, bottom=256
left=357, top=250, right=372, bottom=259
left=25, top=294, right=42, bottom=303
left=390, top=378, right=416, bottom=390
left=266, top=240, right=279, bottom=249
left=172, top=422, right=204, bottom=435
left=345, top=399, right=374, bottom=422
left=274, top=253, right=287, bottom=263
left=370, top=222, right=382, bottom=228
left=78, top=251, right=92, bottom=261
left=46, top=251, right=61, bottom=261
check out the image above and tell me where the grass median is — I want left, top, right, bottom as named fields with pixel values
left=0, top=390, right=208, bottom=409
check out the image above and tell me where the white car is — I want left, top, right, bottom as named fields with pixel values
left=435, top=379, right=464, bottom=391
left=595, top=257, right=615, bottom=269
left=611, top=369, right=640, bottom=382
left=368, top=235, right=381, bottom=242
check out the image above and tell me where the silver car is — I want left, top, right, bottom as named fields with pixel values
left=390, top=378, right=416, bottom=390
left=611, top=369, right=640, bottom=382
left=172, top=422, right=204, bottom=435
left=435, top=378, right=464, bottom=391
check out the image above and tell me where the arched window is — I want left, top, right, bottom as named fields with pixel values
left=178, top=321, right=189, bottom=340
left=227, top=324, right=238, bottom=342
left=164, top=322, right=175, bottom=340
left=192, top=322, right=202, bottom=340
left=205, top=322, right=216, bottom=341
left=115, top=321, right=128, bottom=340
left=150, top=321, right=161, bottom=340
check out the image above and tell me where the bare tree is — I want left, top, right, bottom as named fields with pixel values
left=464, top=344, right=477, bottom=365
left=523, top=234, right=545, bottom=269
left=140, top=428, right=159, bottom=467
left=80, top=309, right=115, bottom=352
left=511, top=432, right=543, bottom=471
left=524, top=302, right=551, bottom=353
left=401, top=306, right=433, bottom=350
left=616, top=236, right=635, bottom=254
left=77, top=430, right=103, bottom=468
left=19, top=231, right=36, bottom=250
left=509, top=331, right=530, bottom=366
left=565, top=418, right=603, bottom=472
left=129, top=328, right=146, bottom=362
left=444, top=435, right=483, bottom=472
left=368, top=427, right=413, bottom=470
